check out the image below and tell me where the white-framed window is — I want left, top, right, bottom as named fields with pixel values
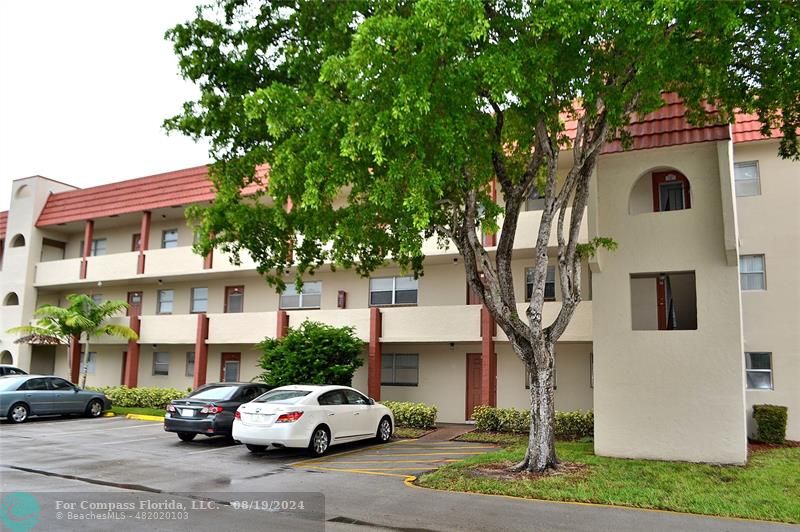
left=280, top=281, right=322, bottom=309
left=80, top=238, right=107, bottom=256
left=161, top=229, right=178, bottom=248
left=153, top=352, right=170, bottom=376
left=734, top=161, right=761, bottom=197
left=745, top=352, right=772, bottom=390
left=525, top=360, right=556, bottom=389
left=84, top=352, right=97, bottom=375
left=190, top=287, right=208, bottom=313
left=157, top=289, right=174, bottom=314
left=185, top=352, right=195, bottom=377
left=740, top=255, right=766, bottom=290
left=525, top=265, right=556, bottom=301
left=381, top=354, right=419, bottom=386
left=526, top=188, right=545, bottom=211
left=369, top=276, right=418, bottom=306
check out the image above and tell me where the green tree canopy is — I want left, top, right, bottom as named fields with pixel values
left=257, top=321, right=364, bottom=387
left=167, top=0, right=799, bottom=471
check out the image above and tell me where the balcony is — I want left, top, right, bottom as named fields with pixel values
left=139, top=315, right=198, bottom=344
left=381, top=305, right=482, bottom=343
left=287, top=309, right=371, bottom=341
left=207, top=312, right=277, bottom=344
left=86, top=316, right=131, bottom=345
left=495, top=301, right=593, bottom=342
left=34, top=258, right=82, bottom=286
left=144, top=247, right=205, bottom=276
left=84, top=252, right=138, bottom=282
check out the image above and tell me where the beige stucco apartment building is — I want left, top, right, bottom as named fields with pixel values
left=0, top=104, right=797, bottom=464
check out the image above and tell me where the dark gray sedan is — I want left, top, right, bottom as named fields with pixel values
left=0, top=375, right=112, bottom=423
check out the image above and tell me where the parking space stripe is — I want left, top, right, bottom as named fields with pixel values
left=99, top=436, right=160, bottom=446
left=185, top=445, right=241, bottom=455
left=25, top=422, right=163, bottom=437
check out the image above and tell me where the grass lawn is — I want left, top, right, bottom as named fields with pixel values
left=419, top=434, right=800, bottom=524
left=110, top=406, right=166, bottom=418
left=394, top=427, right=432, bottom=439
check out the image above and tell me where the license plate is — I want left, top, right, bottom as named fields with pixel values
left=181, top=409, right=195, bottom=417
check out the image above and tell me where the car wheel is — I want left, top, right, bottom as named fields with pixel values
left=8, top=403, right=29, bottom=424
left=84, top=399, right=104, bottom=418
left=177, top=432, right=196, bottom=442
left=246, top=444, right=266, bottom=453
left=308, top=426, right=330, bottom=457
left=376, top=416, right=392, bottom=443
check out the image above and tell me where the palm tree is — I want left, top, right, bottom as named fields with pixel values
left=8, top=294, right=139, bottom=388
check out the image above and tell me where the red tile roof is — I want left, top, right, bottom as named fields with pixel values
left=564, top=93, right=733, bottom=154
left=0, top=211, right=7, bottom=239
left=732, top=112, right=783, bottom=143
left=32, top=98, right=784, bottom=228
left=36, top=165, right=267, bottom=227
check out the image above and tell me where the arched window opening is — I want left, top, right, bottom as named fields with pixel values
left=10, top=234, right=26, bottom=247
left=0, top=351, right=12, bottom=364
left=3, top=292, right=20, bottom=306
left=629, top=169, right=692, bottom=215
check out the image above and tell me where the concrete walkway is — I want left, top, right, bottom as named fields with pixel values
left=419, top=422, right=475, bottom=441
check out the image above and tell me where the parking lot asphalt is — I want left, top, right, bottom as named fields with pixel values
left=1, top=416, right=794, bottom=532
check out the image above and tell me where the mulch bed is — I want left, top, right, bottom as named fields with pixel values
left=748, top=439, right=800, bottom=454
left=473, top=460, right=589, bottom=481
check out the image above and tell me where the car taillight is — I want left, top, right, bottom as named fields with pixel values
left=166, top=404, right=176, bottom=412
left=276, top=411, right=303, bottom=423
left=234, top=410, right=241, bottom=420
left=200, top=405, right=223, bottom=414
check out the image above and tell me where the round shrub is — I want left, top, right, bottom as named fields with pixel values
left=381, top=401, right=437, bottom=429
left=753, top=404, right=788, bottom=444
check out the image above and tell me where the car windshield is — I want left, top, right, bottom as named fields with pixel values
left=188, top=386, right=239, bottom=401
left=251, top=389, right=311, bottom=404
left=0, top=377, right=28, bottom=391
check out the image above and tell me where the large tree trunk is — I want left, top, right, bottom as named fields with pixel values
left=513, top=340, right=558, bottom=472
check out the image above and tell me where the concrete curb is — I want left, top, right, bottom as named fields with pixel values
left=125, top=413, right=165, bottom=422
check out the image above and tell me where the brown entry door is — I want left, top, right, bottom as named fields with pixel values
left=127, top=291, right=142, bottom=316
left=221, top=353, right=241, bottom=382
left=465, top=353, right=482, bottom=420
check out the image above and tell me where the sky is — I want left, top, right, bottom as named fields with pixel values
left=0, top=1, right=211, bottom=211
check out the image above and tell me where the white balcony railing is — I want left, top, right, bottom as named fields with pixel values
left=286, top=309, right=371, bottom=341
left=207, top=312, right=277, bottom=344
left=34, top=258, right=82, bottom=286
left=381, top=305, right=482, bottom=343
left=138, top=315, right=198, bottom=344
left=494, top=301, right=593, bottom=343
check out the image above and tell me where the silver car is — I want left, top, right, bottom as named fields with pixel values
left=0, top=375, right=112, bottom=423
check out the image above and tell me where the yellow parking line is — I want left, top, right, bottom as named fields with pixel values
left=302, top=466, right=412, bottom=479
left=289, top=440, right=407, bottom=467
left=349, top=452, right=486, bottom=457
left=305, top=460, right=461, bottom=464
left=312, top=467, right=425, bottom=471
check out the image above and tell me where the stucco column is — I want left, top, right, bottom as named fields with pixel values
left=80, top=219, right=94, bottom=279
left=137, top=211, right=151, bottom=274
left=193, top=313, right=209, bottom=389
left=276, top=310, right=289, bottom=338
left=368, top=307, right=382, bottom=400
left=480, top=305, right=497, bottom=406
left=123, top=315, right=141, bottom=388
left=68, top=335, right=82, bottom=384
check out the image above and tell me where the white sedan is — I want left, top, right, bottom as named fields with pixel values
left=232, top=385, right=394, bottom=456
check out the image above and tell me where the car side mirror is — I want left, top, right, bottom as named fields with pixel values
left=368, top=398, right=375, bottom=405
left=73, top=386, right=81, bottom=392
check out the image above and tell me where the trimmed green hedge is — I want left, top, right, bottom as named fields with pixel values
left=472, top=406, right=593, bottom=440
left=753, top=404, right=788, bottom=444
left=88, top=386, right=188, bottom=409
left=381, top=401, right=437, bottom=429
